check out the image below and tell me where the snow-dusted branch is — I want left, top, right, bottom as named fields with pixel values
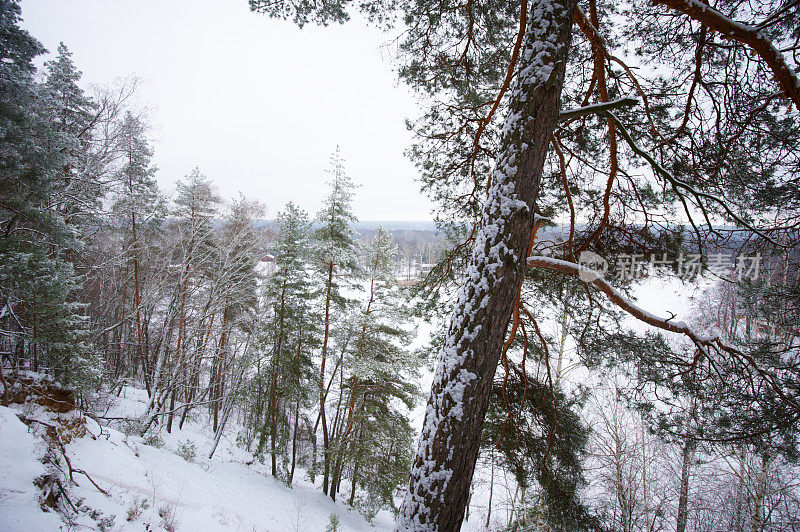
left=527, top=255, right=800, bottom=413
left=606, top=110, right=782, bottom=247
left=526, top=255, right=719, bottom=346
left=653, top=0, right=800, bottom=113
left=558, top=96, right=639, bottom=121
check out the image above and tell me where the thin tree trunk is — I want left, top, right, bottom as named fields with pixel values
left=642, top=418, right=650, bottom=532
left=485, top=451, right=494, bottom=529
left=131, top=209, right=149, bottom=396
left=166, top=389, right=176, bottom=433
left=183, top=310, right=214, bottom=430
left=0, top=362, right=9, bottom=407
left=752, top=453, right=770, bottom=532
left=289, top=395, right=300, bottom=484
left=321, top=261, right=334, bottom=495
left=208, top=367, right=242, bottom=460
left=31, top=293, right=37, bottom=372
left=676, top=439, right=695, bottom=532
left=288, top=328, right=304, bottom=484
left=348, top=451, right=360, bottom=506
left=172, top=253, right=191, bottom=428
left=555, top=294, right=569, bottom=387
left=270, top=277, right=288, bottom=477
left=213, top=305, right=229, bottom=433
left=734, top=446, right=746, bottom=532
left=208, top=397, right=233, bottom=459
left=117, top=272, right=128, bottom=382
left=395, top=0, right=577, bottom=527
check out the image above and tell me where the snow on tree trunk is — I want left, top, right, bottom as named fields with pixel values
left=395, top=0, right=578, bottom=528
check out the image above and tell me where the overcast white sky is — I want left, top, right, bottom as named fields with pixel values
left=20, top=0, right=435, bottom=221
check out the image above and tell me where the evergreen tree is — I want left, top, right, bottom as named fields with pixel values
left=328, top=228, right=421, bottom=516
left=483, top=376, right=598, bottom=530
left=258, top=202, right=318, bottom=480
left=43, top=42, right=102, bottom=227
left=250, top=0, right=800, bottom=525
left=312, top=147, right=361, bottom=495
left=0, top=0, right=97, bottom=388
left=112, top=111, right=163, bottom=392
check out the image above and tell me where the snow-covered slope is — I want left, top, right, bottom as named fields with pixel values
left=0, top=387, right=393, bottom=531
left=0, top=406, right=65, bottom=531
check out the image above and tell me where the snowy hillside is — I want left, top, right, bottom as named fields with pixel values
left=0, top=385, right=395, bottom=531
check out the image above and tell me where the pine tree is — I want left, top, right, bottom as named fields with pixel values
left=162, top=168, right=221, bottom=432
left=258, top=202, right=318, bottom=480
left=0, top=0, right=98, bottom=388
left=205, top=195, right=262, bottom=434
left=312, top=147, right=361, bottom=495
left=43, top=42, right=103, bottom=227
left=112, top=111, right=163, bottom=394
left=251, top=0, right=800, bottom=525
left=207, top=196, right=264, bottom=458
left=328, top=228, right=421, bottom=515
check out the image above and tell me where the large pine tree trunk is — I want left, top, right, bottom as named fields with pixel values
left=395, top=0, right=577, bottom=528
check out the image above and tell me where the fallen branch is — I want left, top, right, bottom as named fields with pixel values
left=20, top=417, right=109, bottom=496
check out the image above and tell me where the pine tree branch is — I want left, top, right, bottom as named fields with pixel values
left=526, top=255, right=720, bottom=345
left=606, top=110, right=784, bottom=247
left=558, top=96, right=639, bottom=121
left=653, top=0, right=800, bottom=114
left=526, top=255, right=800, bottom=414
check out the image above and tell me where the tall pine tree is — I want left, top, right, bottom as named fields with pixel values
left=313, top=147, right=361, bottom=495
left=0, top=0, right=97, bottom=388
left=258, top=202, right=318, bottom=480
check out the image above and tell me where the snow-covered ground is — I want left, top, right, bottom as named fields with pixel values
left=0, top=406, right=66, bottom=531
left=0, top=385, right=394, bottom=531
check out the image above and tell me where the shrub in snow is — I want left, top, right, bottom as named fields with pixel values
left=126, top=497, right=149, bottom=522
left=354, top=495, right=380, bottom=522
left=119, top=417, right=145, bottom=438
left=142, top=432, right=164, bottom=448
left=176, top=440, right=197, bottom=462
left=325, top=513, right=341, bottom=532
left=96, top=515, right=116, bottom=531
left=159, top=504, right=178, bottom=532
